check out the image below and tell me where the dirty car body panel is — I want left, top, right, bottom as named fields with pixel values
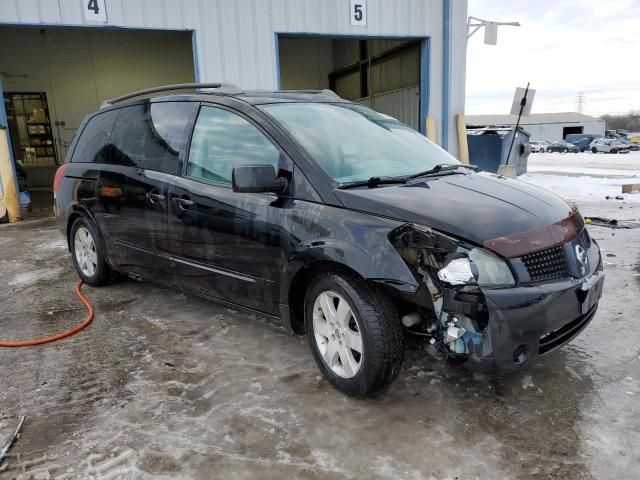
left=54, top=88, right=604, bottom=381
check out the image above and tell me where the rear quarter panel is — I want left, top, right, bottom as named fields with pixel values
left=55, top=163, right=101, bottom=245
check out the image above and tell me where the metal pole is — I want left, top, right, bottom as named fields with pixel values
left=505, top=82, right=529, bottom=166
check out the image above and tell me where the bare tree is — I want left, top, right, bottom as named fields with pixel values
left=600, top=112, right=640, bottom=132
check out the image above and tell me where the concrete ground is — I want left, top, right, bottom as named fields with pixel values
left=1, top=163, right=640, bottom=479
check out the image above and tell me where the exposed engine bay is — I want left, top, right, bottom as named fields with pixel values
left=390, top=223, right=492, bottom=361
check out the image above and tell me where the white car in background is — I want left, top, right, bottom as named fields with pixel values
left=530, top=140, right=551, bottom=153
left=590, top=138, right=630, bottom=154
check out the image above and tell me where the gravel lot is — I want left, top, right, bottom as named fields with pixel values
left=1, top=154, right=639, bottom=479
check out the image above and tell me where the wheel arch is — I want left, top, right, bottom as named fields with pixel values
left=66, top=204, right=113, bottom=267
left=66, top=204, right=94, bottom=250
left=286, top=259, right=365, bottom=335
left=283, top=240, right=419, bottom=335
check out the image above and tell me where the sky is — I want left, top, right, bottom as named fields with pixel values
left=465, top=0, right=640, bottom=116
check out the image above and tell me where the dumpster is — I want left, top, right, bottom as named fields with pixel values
left=466, top=126, right=530, bottom=176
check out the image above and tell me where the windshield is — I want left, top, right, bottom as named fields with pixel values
left=261, top=103, right=459, bottom=184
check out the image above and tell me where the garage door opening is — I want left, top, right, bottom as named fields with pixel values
left=5, top=92, right=56, bottom=166
left=0, top=26, right=195, bottom=215
left=277, top=35, right=426, bottom=133
left=562, top=126, right=584, bottom=138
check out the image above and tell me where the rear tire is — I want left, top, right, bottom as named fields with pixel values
left=69, top=216, right=111, bottom=286
left=305, top=272, right=404, bottom=396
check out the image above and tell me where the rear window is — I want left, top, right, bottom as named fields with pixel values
left=71, top=110, right=118, bottom=163
left=108, top=102, right=196, bottom=175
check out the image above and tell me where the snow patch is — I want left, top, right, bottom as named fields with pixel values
left=519, top=173, right=640, bottom=204
left=9, top=267, right=64, bottom=287
left=39, top=238, right=68, bottom=250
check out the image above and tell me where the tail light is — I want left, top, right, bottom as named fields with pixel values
left=52, top=163, right=68, bottom=198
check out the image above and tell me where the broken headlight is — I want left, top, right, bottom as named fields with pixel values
left=438, top=248, right=515, bottom=288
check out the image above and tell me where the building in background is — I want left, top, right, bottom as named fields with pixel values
left=0, top=0, right=469, bottom=194
left=465, top=112, right=605, bottom=142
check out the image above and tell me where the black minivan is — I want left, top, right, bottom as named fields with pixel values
left=54, top=84, right=604, bottom=396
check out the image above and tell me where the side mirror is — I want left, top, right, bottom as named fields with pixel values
left=232, top=165, right=287, bottom=194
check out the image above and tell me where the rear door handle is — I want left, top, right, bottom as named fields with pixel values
left=146, top=192, right=166, bottom=203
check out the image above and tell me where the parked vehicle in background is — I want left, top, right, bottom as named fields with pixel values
left=530, top=140, right=551, bottom=153
left=617, top=138, right=640, bottom=151
left=546, top=140, right=580, bottom=153
left=605, top=129, right=618, bottom=138
left=54, top=85, right=604, bottom=396
left=565, top=134, right=603, bottom=152
left=590, top=138, right=630, bottom=154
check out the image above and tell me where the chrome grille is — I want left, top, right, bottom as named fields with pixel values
left=522, top=245, right=568, bottom=281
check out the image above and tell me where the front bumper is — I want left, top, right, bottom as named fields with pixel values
left=464, top=271, right=604, bottom=372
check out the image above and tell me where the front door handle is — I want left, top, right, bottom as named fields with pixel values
left=172, top=197, right=195, bottom=209
left=146, top=192, right=166, bottom=203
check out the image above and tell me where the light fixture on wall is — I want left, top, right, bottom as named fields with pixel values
left=467, top=16, right=520, bottom=45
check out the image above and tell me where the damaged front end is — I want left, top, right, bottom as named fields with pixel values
left=389, top=224, right=500, bottom=367
left=388, top=217, right=604, bottom=372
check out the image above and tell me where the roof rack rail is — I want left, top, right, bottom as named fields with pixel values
left=246, top=89, right=341, bottom=98
left=294, top=89, right=341, bottom=99
left=101, top=83, right=243, bottom=108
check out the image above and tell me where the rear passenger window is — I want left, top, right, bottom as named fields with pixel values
left=71, top=110, right=118, bottom=163
left=109, top=102, right=195, bottom=175
left=187, top=106, right=280, bottom=186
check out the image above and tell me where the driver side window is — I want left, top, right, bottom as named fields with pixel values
left=187, top=106, right=280, bottom=186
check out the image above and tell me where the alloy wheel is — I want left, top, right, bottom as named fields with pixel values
left=312, top=291, right=363, bottom=378
left=74, top=226, right=98, bottom=277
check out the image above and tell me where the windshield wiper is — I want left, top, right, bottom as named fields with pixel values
left=406, top=163, right=478, bottom=180
left=338, top=164, right=478, bottom=189
left=338, top=176, right=407, bottom=189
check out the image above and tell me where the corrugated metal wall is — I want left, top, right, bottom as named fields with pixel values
left=0, top=0, right=468, bottom=153
left=356, top=86, right=420, bottom=130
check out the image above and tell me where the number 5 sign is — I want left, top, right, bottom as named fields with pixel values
left=350, top=0, right=367, bottom=27
left=82, top=0, right=108, bottom=23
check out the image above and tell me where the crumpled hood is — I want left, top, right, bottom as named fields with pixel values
left=335, top=172, right=574, bottom=246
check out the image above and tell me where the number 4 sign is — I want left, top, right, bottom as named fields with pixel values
left=350, top=0, right=367, bottom=27
left=83, top=0, right=108, bottom=23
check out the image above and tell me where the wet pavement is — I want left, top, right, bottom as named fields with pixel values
left=1, top=199, right=639, bottom=479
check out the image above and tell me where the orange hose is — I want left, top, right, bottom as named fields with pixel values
left=0, top=280, right=94, bottom=347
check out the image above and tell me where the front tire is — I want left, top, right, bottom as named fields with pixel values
left=591, top=147, right=598, bottom=153
left=70, top=216, right=111, bottom=286
left=305, top=272, right=404, bottom=396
